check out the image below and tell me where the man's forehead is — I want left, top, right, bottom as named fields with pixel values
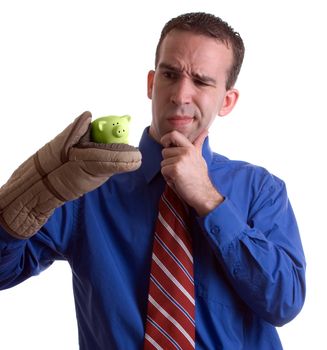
left=159, top=49, right=231, bottom=80
left=159, top=30, right=232, bottom=64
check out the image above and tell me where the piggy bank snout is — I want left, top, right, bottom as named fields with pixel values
left=112, top=124, right=128, bottom=138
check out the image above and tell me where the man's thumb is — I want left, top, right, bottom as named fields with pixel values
left=193, top=130, right=208, bottom=150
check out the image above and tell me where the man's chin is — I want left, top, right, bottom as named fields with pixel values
left=149, top=124, right=198, bottom=145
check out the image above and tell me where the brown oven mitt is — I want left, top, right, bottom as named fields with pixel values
left=0, top=111, right=142, bottom=239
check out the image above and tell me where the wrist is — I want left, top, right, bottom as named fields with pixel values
left=194, top=189, right=224, bottom=217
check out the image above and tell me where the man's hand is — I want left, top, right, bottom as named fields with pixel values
left=160, top=130, right=224, bottom=216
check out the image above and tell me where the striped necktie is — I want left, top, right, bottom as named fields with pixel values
left=144, top=185, right=195, bottom=350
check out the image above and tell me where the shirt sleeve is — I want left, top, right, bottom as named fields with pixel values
left=198, top=173, right=306, bottom=327
left=0, top=200, right=75, bottom=290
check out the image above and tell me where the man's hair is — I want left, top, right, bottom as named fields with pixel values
left=155, top=12, right=245, bottom=90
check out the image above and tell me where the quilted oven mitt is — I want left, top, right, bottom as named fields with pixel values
left=0, top=111, right=142, bottom=239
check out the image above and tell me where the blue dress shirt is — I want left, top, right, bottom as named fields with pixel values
left=0, top=127, right=306, bottom=349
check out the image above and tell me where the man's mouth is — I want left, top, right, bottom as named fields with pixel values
left=167, top=116, right=194, bottom=126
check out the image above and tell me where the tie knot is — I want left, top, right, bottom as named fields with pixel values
left=163, top=184, right=176, bottom=198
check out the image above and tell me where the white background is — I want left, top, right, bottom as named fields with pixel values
left=0, top=0, right=326, bottom=349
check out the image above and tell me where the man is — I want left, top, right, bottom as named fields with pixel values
left=0, top=12, right=306, bottom=349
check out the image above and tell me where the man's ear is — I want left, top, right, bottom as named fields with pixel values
left=218, top=88, right=239, bottom=117
left=147, top=70, right=155, bottom=99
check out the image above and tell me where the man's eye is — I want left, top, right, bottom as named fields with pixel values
left=163, top=71, right=178, bottom=80
left=194, top=79, right=209, bottom=87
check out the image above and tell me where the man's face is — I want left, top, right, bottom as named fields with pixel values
left=148, top=30, right=238, bottom=144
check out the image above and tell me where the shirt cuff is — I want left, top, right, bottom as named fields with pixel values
left=199, top=197, right=247, bottom=249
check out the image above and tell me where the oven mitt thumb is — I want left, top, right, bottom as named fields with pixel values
left=0, top=111, right=142, bottom=239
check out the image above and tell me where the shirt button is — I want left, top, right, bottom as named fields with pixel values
left=233, top=267, right=240, bottom=275
left=211, top=226, right=220, bottom=235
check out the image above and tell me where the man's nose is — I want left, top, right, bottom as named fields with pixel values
left=170, top=77, right=194, bottom=105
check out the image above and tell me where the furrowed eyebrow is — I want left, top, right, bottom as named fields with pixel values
left=193, top=72, right=216, bottom=85
left=157, top=62, right=216, bottom=85
left=158, top=63, right=182, bottom=74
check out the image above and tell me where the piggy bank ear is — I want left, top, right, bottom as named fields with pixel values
left=98, top=120, right=107, bottom=131
left=122, top=115, right=131, bottom=122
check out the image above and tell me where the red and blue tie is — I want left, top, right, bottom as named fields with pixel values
left=144, top=185, right=195, bottom=350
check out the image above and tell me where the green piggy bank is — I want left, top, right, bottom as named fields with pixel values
left=91, top=115, right=131, bottom=144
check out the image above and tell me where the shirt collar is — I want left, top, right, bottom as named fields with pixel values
left=138, top=127, right=213, bottom=184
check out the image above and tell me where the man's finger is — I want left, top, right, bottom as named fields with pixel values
left=160, top=130, right=192, bottom=148
left=162, top=146, right=184, bottom=159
